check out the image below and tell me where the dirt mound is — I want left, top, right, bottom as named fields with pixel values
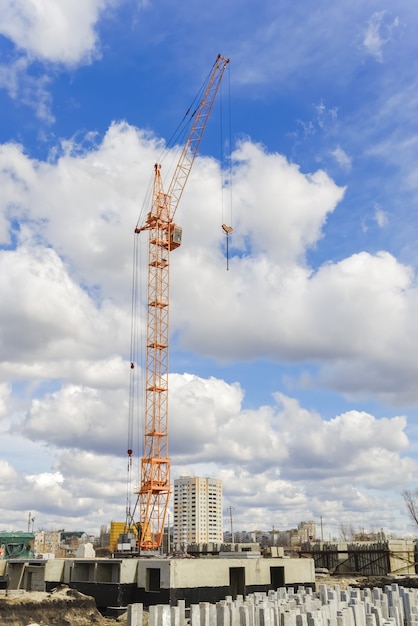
left=0, top=586, right=106, bottom=626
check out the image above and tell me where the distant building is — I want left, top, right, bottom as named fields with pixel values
left=173, top=476, right=223, bottom=545
left=298, top=521, right=316, bottom=543
left=34, top=530, right=63, bottom=557
left=34, top=530, right=89, bottom=558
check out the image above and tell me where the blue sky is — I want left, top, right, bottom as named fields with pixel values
left=0, top=0, right=418, bottom=540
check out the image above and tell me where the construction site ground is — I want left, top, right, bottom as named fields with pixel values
left=0, top=586, right=134, bottom=626
left=2, top=576, right=418, bottom=625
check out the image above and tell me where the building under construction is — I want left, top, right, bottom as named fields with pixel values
left=302, top=539, right=418, bottom=576
left=0, top=547, right=315, bottom=611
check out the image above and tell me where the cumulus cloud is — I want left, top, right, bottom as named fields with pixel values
left=169, top=378, right=414, bottom=490
left=2, top=123, right=418, bottom=401
left=0, top=124, right=160, bottom=297
left=273, top=394, right=412, bottom=486
left=0, top=459, right=18, bottom=484
left=0, top=0, right=113, bottom=65
left=0, top=1, right=122, bottom=120
left=0, top=383, right=12, bottom=418
left=168, top=380, right=416, bottom=532
left=0, top=57, right=53, bottom=122
left=5, top=369, right=413, bottom=534
left=1, top=122, right=418, bottom=534
left=229, top=141, right=344, bottom=262
left=0, top=246, right=128, bottom=364
left=24, top=383, right=130, bottom=454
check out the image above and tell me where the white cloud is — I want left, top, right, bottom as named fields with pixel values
left=0, top=383, right=12, bottom=418
left=0, top=459, right=18, bottom=484
left=362, top=11, right=400, bottom=63
left=219, top=140, right=344, bottom=263
left=169, top=383, right=415, bottom=533
left=0, top=123, right=161, bottom=299
left=0, top=0, right=122, bottom=120
left=0, top=245, right=128, bottom=364
left=0, top=0, right=113, bottom=66
left=331, top=146, right=352, bottom=171
left=374, top=204, right=388, bottom=228
left=3, top=124, right=418, bottom=406
left=0, top=57, right=53, bottom=122
left=169, top=379, right=414, bottom=490
left=0, top=369, right=411, bottom=534
left=24, top=383, right=130, bottom=454
left=1, top=122, right=418, bottom=534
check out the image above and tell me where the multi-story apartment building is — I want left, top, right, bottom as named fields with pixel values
left=298, top=520, right=316, bottom=543
left=173, top=476, right=223, bottom=545
left=34, top=530, right=64, bottom=557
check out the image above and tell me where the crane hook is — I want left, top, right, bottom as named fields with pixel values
left=222, top=224, right=233, bottom=270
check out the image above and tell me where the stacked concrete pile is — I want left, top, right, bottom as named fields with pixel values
left=129, top=584, right=418, bottom=626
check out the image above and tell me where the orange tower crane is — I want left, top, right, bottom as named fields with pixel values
left=134, top=54, right=230, bottom=550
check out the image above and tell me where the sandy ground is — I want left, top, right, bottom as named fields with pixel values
left=0, top=587, right=108, bottom=626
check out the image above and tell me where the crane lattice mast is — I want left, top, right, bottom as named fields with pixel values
left=134, top=54, right=230, bottom=550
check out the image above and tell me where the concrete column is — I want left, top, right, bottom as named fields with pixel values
left=366, top=615, right=377, bottom=626
left=191, top=604, right=201, bottom=626
left=149, top=605, right=158, bottom=626
left=217, top=602, right=231, bottom=626
left=319, top=585, right=328, bottom=606
left=296, top=613, right=308, bottom=626
left=371, top=605, right=384, bottom=626
left=160, top=604, right=172, bottom=626
left=171, top=605, right=181, bottom=626
left=388, top=606, right=401, bottom=626
left=240, top=604, right=251, bottom=626
left=336, top=609, right=349, bottom=626
left=230, top=602, right=240, bottom=626
left=381, top=597, right=389, bottom=620
left=127, top=603, right=143, bottom=626
left=243, top=598, right=256, bottom=626
left=177, top=599, right=186, bottom=626
left=200, top=602, right=211, bottom=626
left=209, top=603, right=218, bottom=626
left=281, top=610, right=295, bottom=626
left=258, top=605, right=272, bottom=626
left=349, top=601, right=366, bottom=626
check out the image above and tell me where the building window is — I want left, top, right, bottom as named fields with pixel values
left=146, top=568, right=161, bottom=592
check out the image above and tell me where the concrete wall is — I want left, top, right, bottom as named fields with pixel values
left=133, top=556, right=315, bottom=606
left=3, top=562, right=46, bottom=591
left=166, top=557, right=314, bottom=589
left=120, top=559, right=139, bottom=584
left=388, top=539, right=416, bottom=575
left=310, top=540, right=416, bottom=576
left=3, top=554, right=314, bottom=609
left=44, top=558, right=67, bottom=582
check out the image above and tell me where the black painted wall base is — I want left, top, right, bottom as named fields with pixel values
left=46, top=580, right=316, bottom=611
